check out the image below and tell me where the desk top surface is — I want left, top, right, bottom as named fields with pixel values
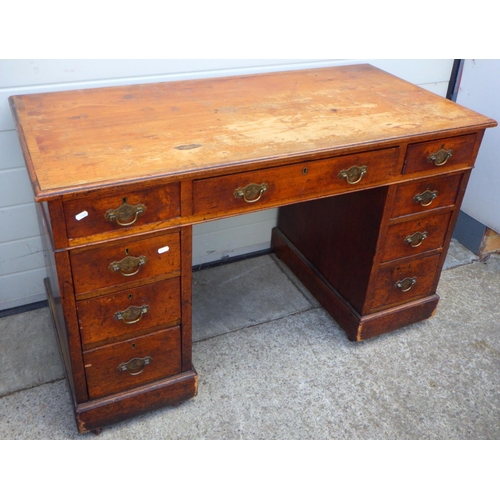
left=10, top=64, right=496, bottom=200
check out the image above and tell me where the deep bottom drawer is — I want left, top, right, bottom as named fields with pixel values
left=83, top=327, right=182, bottom=399
left=370, top=254, right=441, bottom=311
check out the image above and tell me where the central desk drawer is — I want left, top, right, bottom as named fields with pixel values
left=193, top=148, right=400, bottom=217
left=77, top=278, right=181, bottom=347
left=71, top=231, right=181, bottom=296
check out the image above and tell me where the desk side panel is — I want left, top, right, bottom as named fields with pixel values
left=38, top=201, right=89, bottom=404
left=277, top=187, right=389, bottom=313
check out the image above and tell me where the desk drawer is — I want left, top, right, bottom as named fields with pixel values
left=370, top=254, right=441, bottom=311
left=77, top=278, right=181, bottom=347
left=71, top=231, right=181, bottom=296
left=63, top=182, right=180, bottom=239
left=193, top=148, right=399, bottom=217
left=403, top=134, right=476, bottom=174
left=390, top=173, right=462, bottom=218
left=380, top=211, right=452, bottom=262
left=83, top=326, right=182, bottom=399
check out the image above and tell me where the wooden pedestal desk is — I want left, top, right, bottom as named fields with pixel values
left=10, top=64, right=496, bottom=434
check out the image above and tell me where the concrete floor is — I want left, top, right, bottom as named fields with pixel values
left=1, top=240, right=499, bottom=439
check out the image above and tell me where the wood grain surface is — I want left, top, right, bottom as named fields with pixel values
left=9, top=64, right=496, bottom=200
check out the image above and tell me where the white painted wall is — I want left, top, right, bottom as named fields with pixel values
left=0, top=59, right=454, bottom=310
left=456, top=59, right=500, bottom=234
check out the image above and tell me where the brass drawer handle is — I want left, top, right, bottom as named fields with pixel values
left=413, top=189, right=438, bottom=207
left=105, top=201, right=146, bottom=226
left=234, top=183, right=269, bottom=203
left=395, top=277, right=417, bottom=292
left=428, top=146, right=453, bottom=166
left=404, top=231, right=428, bottom=248
left=114, top=304, right=149, bottom=324
left=108, top=255, right=148, bottom=277
left=338, top=165, right=367, bottom=185
left=117, top=356, right=152, bottom=376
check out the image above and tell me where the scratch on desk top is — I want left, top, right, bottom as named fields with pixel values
left=174, top=144, right=203, bottom=150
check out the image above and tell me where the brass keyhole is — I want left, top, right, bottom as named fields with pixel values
left=128, top=294, right=133, bottom=300
left=302, top=167, right=308, bottom=175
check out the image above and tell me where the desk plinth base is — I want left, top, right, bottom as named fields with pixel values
left=74, top=370, right=198, bottom=434
left=271, top=228, right=439, bottom=342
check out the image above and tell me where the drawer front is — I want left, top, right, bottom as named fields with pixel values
left=371, top=254, right=441, bottom=311
left=64, top=182, right=180, bottom=239
left=380, top=211, right=452, bottom=262
left=403, top=134, right=477, bottom=174
left=77, top=278, right=181, bottom=347
left=391, top=173, right=462, bottom=218
left=193, top=148, right=400, bottom=217
left=84, top=327, right=182, bottom=399
left=71, top=231, right=181, bottom=295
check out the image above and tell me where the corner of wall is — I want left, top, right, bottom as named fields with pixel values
left=453, top=210, right=500, bottom=260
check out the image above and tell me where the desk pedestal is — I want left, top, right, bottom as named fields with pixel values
left=273, top=177, right=466, bottom=341
left=272, top=228, right=439, bottom=341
